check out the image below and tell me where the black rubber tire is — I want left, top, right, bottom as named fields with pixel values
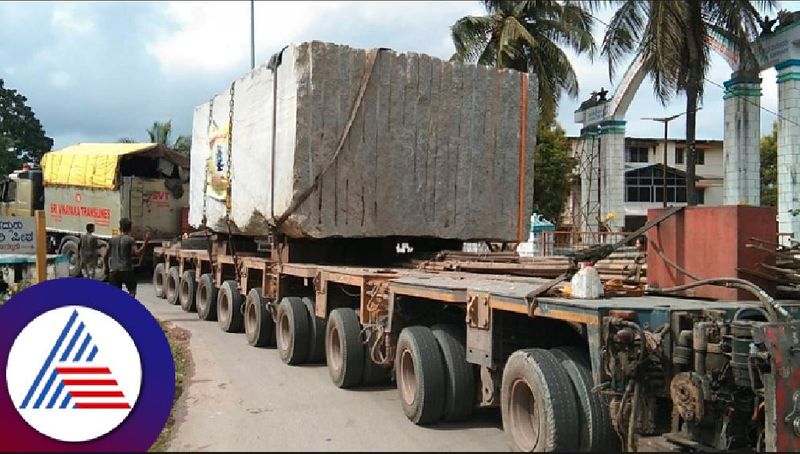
left=86, top=241, right=107, bottom=281
left=166, top=266, right=181, bottom=305
left=244, top=289, right=274, bottom=347
left=432, top=324, right=475, bottom=422
left=395, top=326, right=446, bottom=425
left=302, top=297, right=326, bottom=363
left=501, top=348, right=581, bottom=452
left=550, top=346, right=618, bottom=453
left=196, top=273, right=218, bottom=321
left=217, top=280, right=244, bottom=333
left=60, top=240, right=81, bottom=277
left=179, top=270, right=197, bottom=312
left=325, top=308, right=364, bottom=389
left=276, top=297, right=310, bottom=365
left=153, top=263, right=166, bottom=298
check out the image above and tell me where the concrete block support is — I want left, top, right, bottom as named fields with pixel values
left=722, top=78, right=762, bottom=206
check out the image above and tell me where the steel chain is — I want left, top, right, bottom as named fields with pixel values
left=225, top=82, right=241, bottom=278
left=226, top=82, right=235, bottom=218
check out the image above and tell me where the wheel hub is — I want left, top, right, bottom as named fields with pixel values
left=399, top=348, right=417, bottom=406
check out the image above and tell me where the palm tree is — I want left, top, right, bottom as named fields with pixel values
left=450, top=0, right=596, bottom=123
left=601, top=0, right=773, bottom=205
left=117, top=121, right=191, bottom=154
left=147, top=120, right=191, bottom=155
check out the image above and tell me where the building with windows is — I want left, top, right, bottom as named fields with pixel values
left=563, top=136, right=724, bottom=232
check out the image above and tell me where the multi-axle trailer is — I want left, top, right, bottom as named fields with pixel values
left=153, top=234, right=800, bottom=452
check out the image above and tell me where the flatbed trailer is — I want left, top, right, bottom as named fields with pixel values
left=153, top=238, right=800, bottom=452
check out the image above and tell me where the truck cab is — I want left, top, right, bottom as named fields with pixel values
left=0, top=167, right=44, bottom=217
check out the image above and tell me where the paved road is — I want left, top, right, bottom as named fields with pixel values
left=138, top=283, right=508, bottom=452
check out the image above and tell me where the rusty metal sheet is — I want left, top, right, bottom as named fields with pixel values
left=466, top=291, right=491, bottom=330
left=753, top=321, right=800, bottom=452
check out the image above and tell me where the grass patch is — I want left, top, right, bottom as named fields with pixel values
left=150, top=321, right=191, bottom=452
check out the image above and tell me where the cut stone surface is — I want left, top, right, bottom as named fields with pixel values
left=189, top=41, right=538, bottom=240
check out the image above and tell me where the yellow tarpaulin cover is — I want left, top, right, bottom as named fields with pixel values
left=40, top=143, right=160, bottom=190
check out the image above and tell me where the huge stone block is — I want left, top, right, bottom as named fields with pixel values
left=189, top=41, right=538, bottom=240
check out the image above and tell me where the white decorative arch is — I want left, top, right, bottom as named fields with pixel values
left=571, top=33, right=745, bottom=234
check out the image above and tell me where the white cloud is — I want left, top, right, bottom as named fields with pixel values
left=146, top=1, right=478, bottom=74
left=146, top=1, right=344, bottom=74
left=51, top=4, right=94, bottom=35
left=48, top=70, right=71, bottom=88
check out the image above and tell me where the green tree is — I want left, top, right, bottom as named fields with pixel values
left=0, top=135, right=21, bottom=176
left=147, top=120, right=191, bottom=155
left=450, top=0, right=596, bottom=123
left=761, top=120, right=777, bottom=207
left=118, top=120, right=191, bottom=154
left=533, top=121, right=576, bottom=224
left=0, top=79, right=53, bottom=171
left=601, top=0, right=773, bottom=205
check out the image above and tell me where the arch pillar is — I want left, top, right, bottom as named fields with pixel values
left=722, top=77, right=762, bottom=206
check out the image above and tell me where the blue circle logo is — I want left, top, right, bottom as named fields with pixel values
left=0, top=278, right=175, bottom=451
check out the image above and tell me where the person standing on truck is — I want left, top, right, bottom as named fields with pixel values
left=105, top=217, right=150, bottom=297
left=79, top=223, right=99, bottom=278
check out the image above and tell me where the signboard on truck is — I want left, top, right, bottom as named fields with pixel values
left=46, top=187, right=120, bottom=238
left=0, top=216, right=36, bottom=254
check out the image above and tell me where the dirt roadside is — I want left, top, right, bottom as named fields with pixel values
left=150, top=321, right=192, bottom=452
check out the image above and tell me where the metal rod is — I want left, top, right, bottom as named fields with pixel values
left=250, top=0, right=255, bottom=70
left=597, top=131, right=602, bottom=231
left=663, top=121, right=668, bottom=208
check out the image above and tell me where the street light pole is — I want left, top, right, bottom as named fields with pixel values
left=642, top=108, right=701, bottom=207
left=250, top=0, right=255, bottom=70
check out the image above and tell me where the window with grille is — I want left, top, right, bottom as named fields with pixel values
left=625, top=146, right=649, bottom=163
left=624, top=166, right=703, bottom=203
left=674, top=146, right=704, bottom=164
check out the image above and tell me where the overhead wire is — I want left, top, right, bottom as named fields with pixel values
left=584, top=10, right=800, bottom=130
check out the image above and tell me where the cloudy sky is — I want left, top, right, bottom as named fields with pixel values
left=0, top=1, right=792, bottom=150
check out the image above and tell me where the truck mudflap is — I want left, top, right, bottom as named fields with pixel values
left=753, top=321, right=800, bottom=452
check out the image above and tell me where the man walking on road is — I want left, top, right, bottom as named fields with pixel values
left=106, top=217, right=150, bottom=297
left=79, top=223, right=99, bottom=279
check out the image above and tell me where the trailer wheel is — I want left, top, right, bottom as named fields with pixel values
left=501, top=349, right=580, bottom=452
left=166, top=266, right=181, bottom=305
left=276, top=297, right=310, bottom=365
left=153, top=263, right=166, bottom=298
left=325, top=308, right=364, bottom=389
left=432, top=324, right=475, bottom=422
left=302, top=297, right=326, bottom=363
left=395, top=326, right=446, bottom=425
left=245, top=289, right=274, bottom=347
left=551, top=346, right=617, bottom=453
left=217, top=280, right=244, bottom=333
left=179, top=270, right=197, bottom=312
left=88, top=241, right=108, bottom=282
left=196, top=273, right=218, bottom=321
left=60, top=240, right=81, bottom=277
